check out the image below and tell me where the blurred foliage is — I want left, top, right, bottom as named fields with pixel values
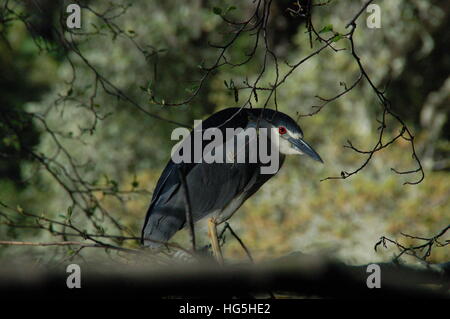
left=0, top=0, right=448, bottom=265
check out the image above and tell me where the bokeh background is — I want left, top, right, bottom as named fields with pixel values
left=0, top=0, right=448, bottom=265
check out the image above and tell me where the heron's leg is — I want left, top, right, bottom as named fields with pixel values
left=208, top=218, right=224, bottom=264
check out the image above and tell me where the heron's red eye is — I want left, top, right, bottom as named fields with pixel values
left=278, top=126, right=287, bottom=135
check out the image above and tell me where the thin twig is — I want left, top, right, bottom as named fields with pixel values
left=224, top=222, right=254, bottom=262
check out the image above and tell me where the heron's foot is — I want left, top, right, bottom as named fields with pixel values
left=208, top=218, right=224, bottom=264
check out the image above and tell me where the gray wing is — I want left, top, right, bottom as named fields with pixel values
left=141, top=108, right=253, bottom=246
left=141, top=161, right=260, bottom=247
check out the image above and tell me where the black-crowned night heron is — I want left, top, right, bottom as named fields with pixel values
left=141, top=107, right=322, bottom=261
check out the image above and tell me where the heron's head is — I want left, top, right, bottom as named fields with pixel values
left=248, top=108, right=323, bottom=163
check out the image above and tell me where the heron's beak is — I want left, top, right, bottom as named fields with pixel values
left=288, top=137, right=323, bottom=163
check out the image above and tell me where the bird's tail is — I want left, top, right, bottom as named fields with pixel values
left=141, top=211, right=184, bottom=248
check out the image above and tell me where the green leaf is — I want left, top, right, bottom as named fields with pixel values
left=331, top=33, right=343, bottom=42
left=319, top=24, right=333, bottom=34
left=186, top=84, right=200, bottom=93
left=213, top=7, right=222, bottom=15
left=226, top=6, right=236, bottom=13
left=67, top=206, right=73, bottom=218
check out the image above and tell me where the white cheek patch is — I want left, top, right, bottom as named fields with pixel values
left=280, top=138, right=302, bottom=155
left=278, top=132, right=304, bottom=155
